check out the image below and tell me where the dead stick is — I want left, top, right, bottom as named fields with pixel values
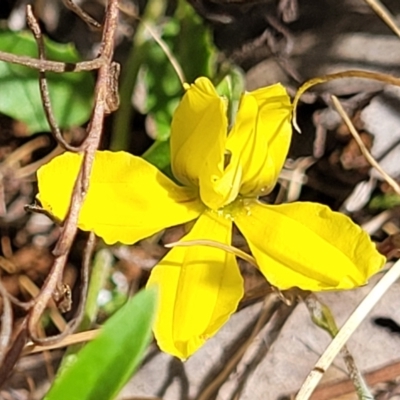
left=0, top=50, right=104, bottom=72
left=26, top=5, right=82, bottom=152
left=27, top=0, right=120, bottom=345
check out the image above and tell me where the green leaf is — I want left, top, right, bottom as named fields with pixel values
left=0, top=30, right=94, bottom=133
left=138, top=0, right=217, bottom=141
left=142, top=139, right=171, bottom=171
left=45, top=287, right=158, bottom=400
left=369, top=193, right=400, bottom=210
left=215, top=66, right=245, bottom=126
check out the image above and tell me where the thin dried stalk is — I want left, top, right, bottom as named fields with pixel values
left=293, top=70, right=400, bottom=132
left=0, top=319, right=28, bottom=386
left=23, top=329, right=100, bottom=355
left=364, top=0, right=400, bottom=38
left=295, top=259, right=400, bottom=400
left=304, top=294, right=373, bottom=400
left=0, top=51, right=104, bottom=72
left=144, top=22, right=185, bottom=85
left=331, top=95, right=400, bottom=196
left=18, top=275, right=67, bottom=332
left=28, top=232, right=96, bottom=346
left=62, top=0, right=101, bottom=29
left=26, top=5, right=83, bottom=152
left=166, top=239, right=258, bottom=268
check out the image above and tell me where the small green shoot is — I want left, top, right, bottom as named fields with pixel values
left=44, top=287, right=158, bottom=400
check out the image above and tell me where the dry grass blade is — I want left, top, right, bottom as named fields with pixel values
left=15, top=145, right=64, bottom=179
left=23, top=329, right=100, bottom=355
left=144, top=23, right=185, bottom=85
left=331, top=95, right=400, bottom=196
left=19, top=275, right=67, bottom=333
left=292, top=70, right=400, bottom=132
left=295, top=259, right=400, bottom=400
left=304, top=295, right=372, bottom=399
left=364, top=0, right=400, bottom=38
left=165, top=239, right=258, bottom=267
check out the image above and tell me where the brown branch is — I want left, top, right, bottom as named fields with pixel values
left=26, top=0, right=119, bottom=343
left=0, top=50, right=104, bottom=73
left=26, top=5, right=83, bottom=152
left=62, top=0, right=102, bottom=30
left=28, top=232, right=96, bottom=346
left=0, top=319, right=28, bottom=387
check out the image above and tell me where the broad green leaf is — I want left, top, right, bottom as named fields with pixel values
left=0, top=30, right=94, bottom=133
left=45, top=288, right=158, bottom=400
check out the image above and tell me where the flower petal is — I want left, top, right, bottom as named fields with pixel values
left=234, top=200, right=385, bottom=291
left=147, top=210, right=244, bottom=359
left=171, top=77, right=226, bottom=188
left=37, top=151, right=203, bottom=244
left=171, top=77, right=240, bottom=210
left=226, top=83, right=292, bottom=196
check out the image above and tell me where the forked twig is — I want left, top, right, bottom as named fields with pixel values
left=0, top=50, right=104, bottom=73
left=25, top=0, right=119, bottom=347
left=28, top=231, right=96, bottom=346
left=295, top=259, right=400, bottom=400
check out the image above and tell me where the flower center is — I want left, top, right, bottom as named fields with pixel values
left=210, top=196, right=253, bottom=221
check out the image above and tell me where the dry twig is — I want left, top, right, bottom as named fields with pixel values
left=0, top=0, right=120, bottom=380
left=0, top=51, right=104, bottom=73
left=364, top=0, right=400, bottom=38
left=25, top=0, right=119, bottom=346
left=295, top=259, right=400, bottom=400
left=26, top=6, right=83, bottom=152
left=62, top=0, right=102, bottom=29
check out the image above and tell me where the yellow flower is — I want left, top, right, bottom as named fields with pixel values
left=37, top=77, right=385, bottom=360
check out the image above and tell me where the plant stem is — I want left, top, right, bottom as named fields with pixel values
left=57, top=249, right=113, bottom=372
left=110, top=0, right=166, bottom=151
left=304, top=294, right=374, bottom=400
